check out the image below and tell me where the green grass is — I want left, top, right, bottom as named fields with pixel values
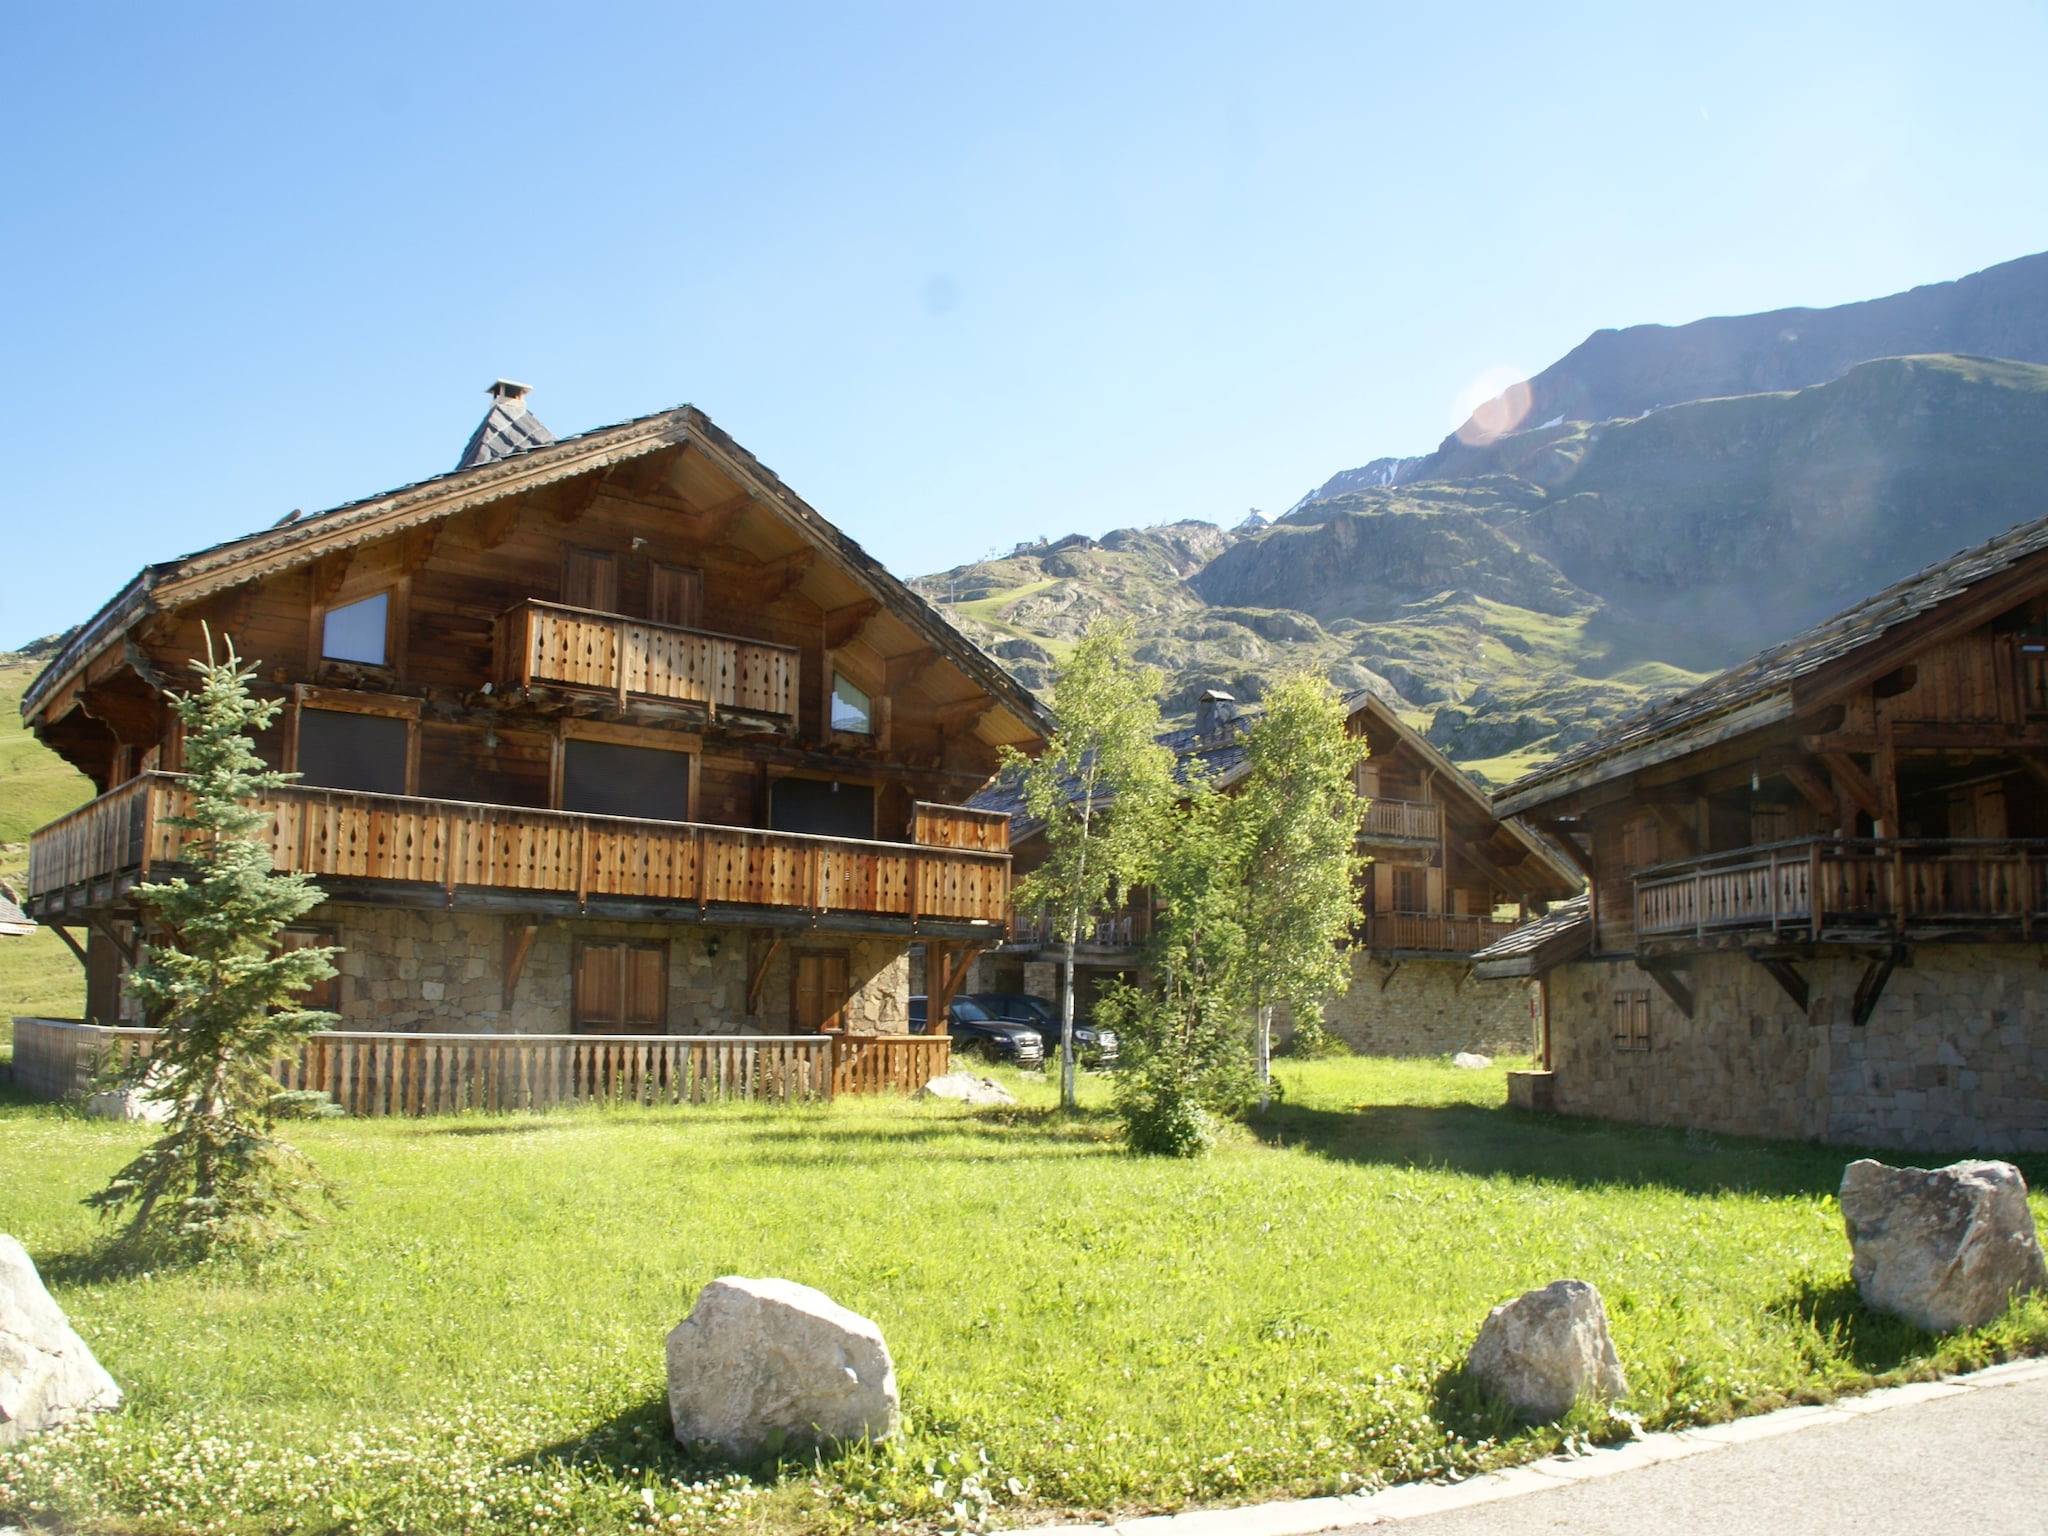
left=2, top=1057, right=2043, bottom=1535
left=0, top=654, right=94, bottom=844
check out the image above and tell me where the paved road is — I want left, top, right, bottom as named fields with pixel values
left=1365, top=1374, right=2048, bottom=1536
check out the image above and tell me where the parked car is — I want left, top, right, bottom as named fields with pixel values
left=909, top=994, right=1046, bottom=1070
left=965, top=992, right=1119, bottom=1067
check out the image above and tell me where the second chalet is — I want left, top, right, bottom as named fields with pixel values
left=23, top=384, right=1050, bottom=1040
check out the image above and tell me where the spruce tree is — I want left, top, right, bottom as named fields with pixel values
left=86, top=632, right=339, bottom=1255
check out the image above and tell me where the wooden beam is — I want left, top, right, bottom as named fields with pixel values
left=1782, top=761, right=1839, bottom=826
left=400, top=525, right=441, bottom=576
left=502, top=921, right=538, bottom=1007
left=1852, top=947, right=1905, bottom=1028
left=545, top=473, right=605, bottom=526
left=1641, top=959, right=1695, bottom=1019
left=682, top=490, right=752, bottom=544
left=756, top=548, right=815, bottom=603
left=1821, top=752, right=1885, bottom=822
left=471, top=501, right=520, bottom=551
left=748, top=932, right=785, bottom=1015
left=48, top=925, right=88, bottom=969
left=1533, top=819, right=1596, bottom=880
left=1748, top=953, right=1809, bottom=1014
left=824, top=599, right=881, bottom=650
left=886, top=646, right=942, bottom=692
left=311, top=550, right=354, bottom=603
left=88, top=914, right=138, bottom=968
left=928, top=941, right=972, bottom=1023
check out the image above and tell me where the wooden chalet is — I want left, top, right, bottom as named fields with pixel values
left=22, top=383, right=1049, bottom=1048
left=1489, top=514, right=2048, bottom=1151
left=975, top=688, right=1579, bottom=1056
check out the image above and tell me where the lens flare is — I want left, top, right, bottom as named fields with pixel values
left=1450, top=365, right=1535, bottom=446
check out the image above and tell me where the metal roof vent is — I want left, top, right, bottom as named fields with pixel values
left=457, top=379, right=556, bottom=470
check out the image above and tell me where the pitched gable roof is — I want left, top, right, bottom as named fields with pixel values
left=23, top=401, right=1050, bottom=743
left=1494, top=511, right=2048, bottom=817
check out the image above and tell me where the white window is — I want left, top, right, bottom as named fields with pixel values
left=831, top=673, right=872, bottom=734
left=322, top=592, right=389, bottom=666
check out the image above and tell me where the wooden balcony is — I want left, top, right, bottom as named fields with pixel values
left=1359, top=798, right=1441, bottom=844
left=1634, top=837, right=2048, bottom=948
left=1359, top=912, right=1514, bottom=955
left=27, top=774, right=1010, bottom=935
left=494, top=600, right=800, bottom=722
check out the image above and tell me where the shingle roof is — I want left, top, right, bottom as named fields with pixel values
left=1496, top=510, right=2048, bottom=815
left=0, top=889, right=34, bottom=935
left=456, top=383, right=556, bottom=471
left=1470, top=893, right=1590, bottom=978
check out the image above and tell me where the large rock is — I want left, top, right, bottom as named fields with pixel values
left=1839, top=1159, right=2048, bottom=1332
left=1466, top=1278, right=1627, bottom=1422
left=0, top=1235, right=122, bottom=1446
left=1452, top=1052, right=1493, bottom=1070
left=915, top=1071, right=1016, bottom=1106
left=666, top=1277, right=898, bottom=1459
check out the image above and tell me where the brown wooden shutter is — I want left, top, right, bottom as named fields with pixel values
left=564, top=550, right=618, bottom=612
left=575, top=941, right=622, bottom=1032
left=625, top=943, right=667, bottom=1031
left=1632, top=994, right=1651, bottom=1051
left=650, top=564, right=703, bottom=629
left=794, top=952, right=852, bottom=1033
left=279, top=929, right=341, bottom=1013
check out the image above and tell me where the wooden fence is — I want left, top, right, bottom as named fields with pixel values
left=29, top=774, right=1011, bottom=926
left=1358, top=798, right=1442, bottom=843
left=1359, top=912, right=1514, bottom=954
left=495, top=600, right=800, bottom=719
left=10, top=1018, right=950, bottom=1115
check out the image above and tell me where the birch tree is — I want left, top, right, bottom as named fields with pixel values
left=1002, top=620, right=1175, bottom=1109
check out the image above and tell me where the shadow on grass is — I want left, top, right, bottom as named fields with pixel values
left=1769, top=1273, right=1936, bottom=1375
left=520, top=1392, right=808, bottom=1484
left=1247, top=1101, right=1863, bottom=1197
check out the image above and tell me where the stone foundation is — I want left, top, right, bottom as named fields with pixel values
left=1545, top=946, right=2048, bottom=1153
left=315, top=904, right=910, bottom=1035
left=1309, top=953, right=1538, bottom=1057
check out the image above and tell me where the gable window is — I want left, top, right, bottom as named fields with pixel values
left=297, top=707, right=408, bottom=795
left=574, top=939, right=666, bottom=1034
left=561, top=738, right=690, bottom=822
left=650, top=563, right=703, bottom=629
left=564, top=549, right=618, bottom=612
left=321, top=592, right=389, bottom=666
left=831, top=672, right=872, bottom=734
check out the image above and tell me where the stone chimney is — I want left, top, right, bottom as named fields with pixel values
left=1195, top=689, right=1238, bottom=743
left=456, top=379, right=556, bottom=471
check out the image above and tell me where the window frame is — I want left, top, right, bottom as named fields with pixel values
left=287, top=688, right=422, bottom=797
left=829, top=670, right=874, bottom=736
left=318, top=590, right=394, bottom=668
left=551, top=719, right=701, bottom=819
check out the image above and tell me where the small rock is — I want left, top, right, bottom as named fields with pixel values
left=915, top=1071, right=1017, bottom=1105
left=666, top=1277, right=898, bottom=1459
left=1452, top=1052, right=1493, bottom=1070
left=1839, top=1159, right=2048, bottom=1332
left=0, top=1235, right=123, bottom=1446
left=1466, top=1278, right=1627, bottom=1422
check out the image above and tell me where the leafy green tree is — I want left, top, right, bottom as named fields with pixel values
left=1225, top=671, right=1369, bottom=1108
left=87, top=632, right=339, bottom=1256
left=1002, top=620, right=1176, bottom=1109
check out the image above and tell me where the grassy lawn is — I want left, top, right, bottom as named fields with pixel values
left=2, top=1057, right=2044, bottom=1535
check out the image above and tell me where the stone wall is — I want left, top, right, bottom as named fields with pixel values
left=317, top=903, right=910, bottom=1036
left=1546, top=946, right=2048, bottom=1154
left=1310, top=954, right=1538, bottom=1057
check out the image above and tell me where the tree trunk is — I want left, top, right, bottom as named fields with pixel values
left=1060, top=941, right=1077, bottom=1110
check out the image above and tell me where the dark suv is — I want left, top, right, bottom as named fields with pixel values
left=909, top=995, right=1045, bottom=1070
left=966, top=992, right=1119, bottom=1068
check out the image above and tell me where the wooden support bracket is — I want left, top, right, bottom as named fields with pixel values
left=1852, top=946, right=1906, bottom=1028
left=748, top=932, right=786, bottom=1016
left=927, top=941, right=972, bottom=1025
left=1376, top=957, right=1403, bottom=992
left=503, top=921, right=538, bottom=1008
left=1782, top=761, right=1839, bottom=827
left=824, top=599, right=881, bottom=650
left=87, top=914, right=139, bottom=969
left=1747, top=952, right=1809, bottom=1014
left=1821, top=752, right=1885, bottom=823
left=49, top=925, right=88, bottom=969
left=1534, top=819, right=1596, bottom=880
left=1641, top=959, right=1696, bottom=1019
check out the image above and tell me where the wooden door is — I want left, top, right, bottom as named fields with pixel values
left=793, top=951, right=851, bottom=1033
left=650, top=564, right=703, bottom=629
left=574, top=940, right=667, bottom=1033
left=564, top=549, right=619, bottom=613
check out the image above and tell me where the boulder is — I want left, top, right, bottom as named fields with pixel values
left=1839, top=1159, right=2048, bottom=1332
left=84, top=1087, right=175, bottom=1123
left=915, top=1071, right=1017, bottom=1106
left=666, top=1277, right=898, bottom=1459
left=1466, top=1278, right=1627, bottom=1422
left=1451, top=1052, right=1493, bottom=1070
left=0, top=1235, right=123, bottom=1446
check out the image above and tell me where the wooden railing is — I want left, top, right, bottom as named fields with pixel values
left=911, top=802, right=1010, bottom=852
left=28, top=775, right=1011, bottom=927
left=1635, top=837, right=2048, bottom=942
left=1005, top=908, right=1146, bottom=951
left=1359, top=912, right=1514, bottom=954
left=10, top=1018, right=951, bottom=1114
left=1359, top=798, right=1442, bottom=843
left=495, top=600, right=800, bottom=720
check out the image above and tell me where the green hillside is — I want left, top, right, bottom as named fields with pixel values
left=0, top=646, right=92, bottom=1036
left=920, top=355, right=2048, bottom=784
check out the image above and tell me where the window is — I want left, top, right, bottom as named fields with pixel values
left=1613, top=991, right=1651, bottom=1052
left=793, top=951, right=850, bottom=1033
left=297, top=707, right=408, bottom=795
left=321, top=592, right=389, bottom=666
left=1391, top=866, right=1421, bottom=913
left=769, top=777, right=875, bottom=839
left=278, top=928, right=340, bottom=1014
left=561, top=738, right=690, bottom=822
left=574, top=940, right=666, bottom=1033
left=564, top=549, right=618, bottom=612
left=650, top=564, right=703, bottom=629
left=831, top=672, right=872, bottom=734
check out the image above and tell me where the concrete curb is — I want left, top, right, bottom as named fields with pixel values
left=1001, top=1357, right=2048, bottom=1536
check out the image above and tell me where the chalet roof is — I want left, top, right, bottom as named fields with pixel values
left=1494, top=511, right=2048, bottom=818
left=22, top=398, right=1050, bottom=742
left=456, top=380, right=555, bottom=470
left=1470, top=893, right=1590, bottom=979
left=0, top=889, right=34, bottom=936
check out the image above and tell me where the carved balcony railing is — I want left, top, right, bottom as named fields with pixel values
left=28, top=775, right=1010, bottom=931
left=1358, top=798, right=1442, bottom=844
left=1634, top=837, right=2048, bottom=945
left=494, top=600, right=800, bottom=721
left=1358, top=912, right=1514, bottom=954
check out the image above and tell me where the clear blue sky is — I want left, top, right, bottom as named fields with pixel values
left=6, top=2, right=2046, bottom=648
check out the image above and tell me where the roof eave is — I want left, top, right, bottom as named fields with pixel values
left=1493, top=692, right=1796, bottom=819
